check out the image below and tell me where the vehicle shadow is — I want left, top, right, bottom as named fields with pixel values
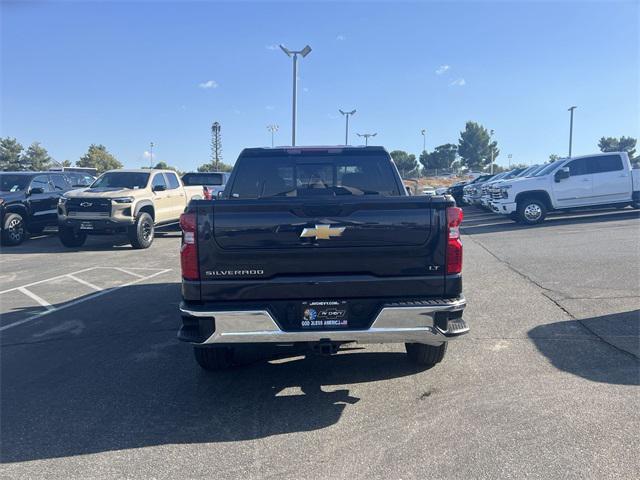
left=0, top=282, right=427, bottom=463
left=461, top=206, right=639, bottom=235
left=528, top=311, right=639, bottom=386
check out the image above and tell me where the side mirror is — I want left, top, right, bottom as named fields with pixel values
left=152, top=184, right=166, bottom=192
left=554, top=168, right=570, bottom=182
left=29, top=187, right=45, bottom=195
left=217, top=191, right=224, bottom=199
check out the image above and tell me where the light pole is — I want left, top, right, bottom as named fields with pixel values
left=489, top=129, right=495, bottom=174
left=339, top=109, right=356, bottom=145
left=266, top=124, right=279, bottom=147
left=568, top=106, right=577, bottom=157
left=149, top=142, right=154, bottom=168
left=421, top=129, right=426, bottom=153
left=280, top=44, right=312, bottom=146
left=356, top=132, right=377, bottom=146
left=507, top=153, right=512, bottom=169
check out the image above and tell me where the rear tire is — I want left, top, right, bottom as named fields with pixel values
left=59, top=226, right=87, bottom=247
left=194, top=346, right=235, bottom=371
left=405, top=342, right=447, bottom=367
left=128, top=212, right=154, bottom=249
left=516, top=198, right=547, bottom=225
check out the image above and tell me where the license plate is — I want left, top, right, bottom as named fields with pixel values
left=301, top=301, right=348, bottom=329
left=79, top=222, right=94, bottom=230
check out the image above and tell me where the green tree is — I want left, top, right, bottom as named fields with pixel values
left=390, top=150, right=418, bottom=178
left=61, top=160, right=72, bottom=167
left=548, top=154, right=560, bottom=163
left=457, top=122, right=499, bottom=171
left=420, top=143, right=458, bottom=175
left=77, top=144, right=122, bottom=174
left=23, top=142, right=53, bottom=171
left=598, top=136, right=636, bottom=160
left=197, top=161, right=233, bottom=173
left=0, top=137, right=26, bottom=171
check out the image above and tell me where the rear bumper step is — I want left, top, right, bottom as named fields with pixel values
left=179, top=297, right=468, bottom=346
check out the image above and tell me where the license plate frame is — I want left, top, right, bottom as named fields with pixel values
left=301, top=300, right=349, bottom=329
left=79, top=221, right=94, bottom=230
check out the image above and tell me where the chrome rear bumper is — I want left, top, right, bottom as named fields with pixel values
left=179, top=298, right=468, bottom=346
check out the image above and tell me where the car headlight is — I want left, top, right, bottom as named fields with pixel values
left=111, top=197, right=134, bottom=204
left=500, top=186, right=511, bottom=198
left=58, top=196, right=68, bottom=205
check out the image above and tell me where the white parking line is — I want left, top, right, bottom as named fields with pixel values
left=0, top=267, right=98, bottom=295
left=16, top=287, right=55, bottom=311
left=66, top=274, right=103, bottom=292
left=112, top=267, right=145, bottom=278
left=0, top=268, right=172, bottom=332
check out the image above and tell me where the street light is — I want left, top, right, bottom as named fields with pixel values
left=266, top=124, right=279, bottom=147
left=568, top=106, right=577, bottom=157
left=280, top=44, right=312, bottom=146
left=507, top=153, right=512, bottom=169
left=356, top=132, right=377, bottom=146
left=339, top=109, right=356, bottom=145
left=421, top=129, right=426, bottom=153
left=489, top=129, right=495, bottom=174
left=149, top=142, right=154, bottom=168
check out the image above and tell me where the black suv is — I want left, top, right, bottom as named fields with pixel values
left=0, top=171, right=83, bottom=246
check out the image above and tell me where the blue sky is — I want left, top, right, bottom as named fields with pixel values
left=2, top=0, right=638, bottom=171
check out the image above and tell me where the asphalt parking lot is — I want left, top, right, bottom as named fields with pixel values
left=1, top=208, right=639, bottom=479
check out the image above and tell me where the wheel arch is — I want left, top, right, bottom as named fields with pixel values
left=2, top=204, right=29, bottom=224
left=134, top=201, right=155, bottom=220
left=515, top=190, right=553, bottom=210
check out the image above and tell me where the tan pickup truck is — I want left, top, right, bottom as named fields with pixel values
left=58, top=169, right=202, bottom=249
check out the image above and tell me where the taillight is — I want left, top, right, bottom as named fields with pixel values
left=203, top=186, right=212, bottom=200
left=446, top=207, right=463, bottom=274
left=180, top=212, right=199, bottom=280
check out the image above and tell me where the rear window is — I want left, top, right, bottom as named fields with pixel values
left=182, top=173, right=224, bottom=186
left=229, top=154, right=401, bottom=198
left=589, top=155, right=623, bottom=173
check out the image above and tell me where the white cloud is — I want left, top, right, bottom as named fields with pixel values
left=198, top=80, right=218, bottom=89
left=450, top=78, right=466, bottom=86
left=265, top=44, right=279, bottom=50
left=143, top=151, right=152, bottom=159
left=435, top=65, right=450, bottom=75
left=265, top=105, right=275, bottom=111
left=336, top=34, right=346, bottom=41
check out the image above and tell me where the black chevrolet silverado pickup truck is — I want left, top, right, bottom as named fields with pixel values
left=178, top=146, right=468, bottom=370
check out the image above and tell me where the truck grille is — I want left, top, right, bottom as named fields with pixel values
left=66, top=198, right=112, bottom=215
left=490, top=187, right=502, bottom=201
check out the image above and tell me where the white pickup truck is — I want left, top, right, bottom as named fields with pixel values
left=490, top=152, right=640, bottom=224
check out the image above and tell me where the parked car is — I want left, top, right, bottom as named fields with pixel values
left=490, top=152, right=640, bottom=224
left=58, top=169, right=201, bottom=249
left=181, top=172, right=231, bottom=200
left=178, top=146, right=468, bottom=371
left=0, top=171, right=78, bottom=246
left=462, top=174, right=495, bottom=205
left=479, top=168, right=526, bottom=209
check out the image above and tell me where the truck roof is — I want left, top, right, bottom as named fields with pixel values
left=239, top=146, right=389, bottom=157
left=102, top=168, right=175, bottom=174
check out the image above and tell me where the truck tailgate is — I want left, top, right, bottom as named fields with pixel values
left=192, top=196, right=451, bottom=302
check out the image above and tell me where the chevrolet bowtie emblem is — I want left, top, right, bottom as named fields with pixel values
left=80, top=202, right=93, bottom=207
left=300, top=224, right=345, bottom=240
